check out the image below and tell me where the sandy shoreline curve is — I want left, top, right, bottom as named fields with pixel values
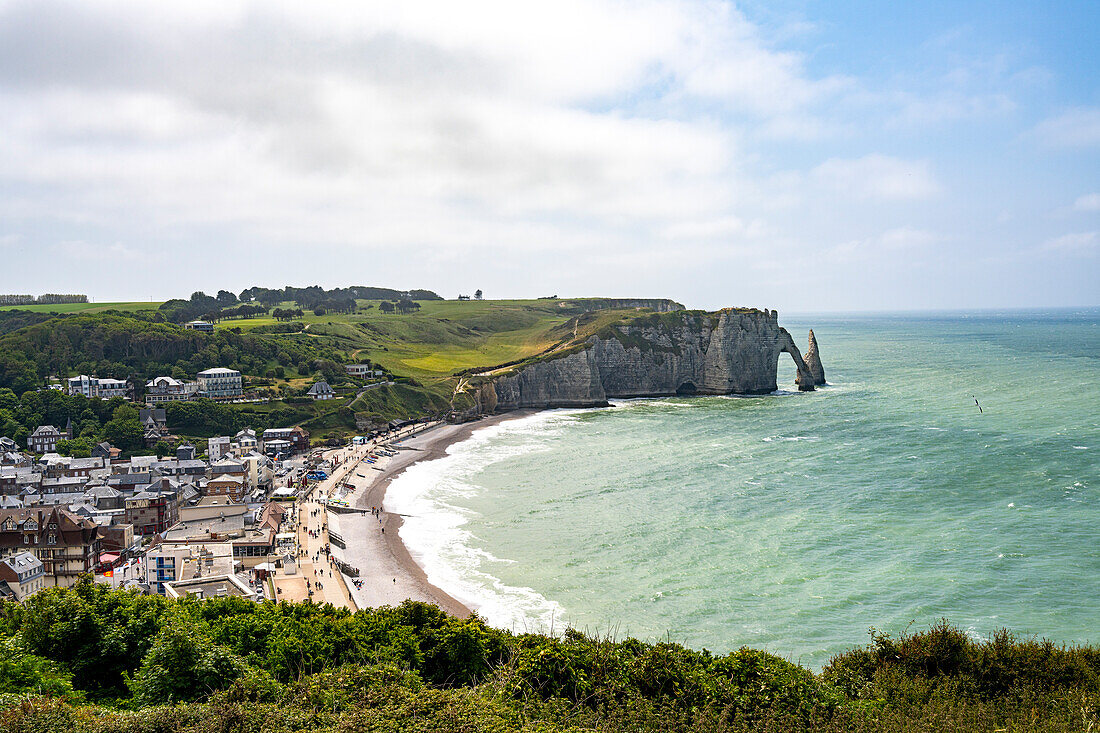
left=330, top=410, right=538, bottom=617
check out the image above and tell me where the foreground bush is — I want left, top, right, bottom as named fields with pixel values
left=1, top=583, right=1097, bottom=731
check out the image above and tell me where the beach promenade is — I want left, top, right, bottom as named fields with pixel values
left=273, top=444, right=367, bottom=608
left=273, top=421, right=465, bottom=611
left=329, top=412, right=533, bottom=616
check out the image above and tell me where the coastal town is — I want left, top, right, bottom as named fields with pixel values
left=0, top=361, right=443, bottom=608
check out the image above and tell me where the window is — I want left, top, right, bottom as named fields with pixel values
left=23, top=535, right=29, bottom=544
left=47, top=534, right=57, bottom=545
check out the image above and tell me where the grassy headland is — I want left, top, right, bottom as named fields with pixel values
left=0, top=295, right=689, bottom=444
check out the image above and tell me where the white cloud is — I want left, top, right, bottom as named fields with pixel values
left=0, top=0, right=1090, bottom=310
left=811, top=155, right=940, bottom=201
left=1073, top=193, right=1100, bottom=213
left=827, top=227, right=942, bottom=261
left=1033, top=109, right=1100, bottom=148
left=1040, top=231, right=1098, bottom=255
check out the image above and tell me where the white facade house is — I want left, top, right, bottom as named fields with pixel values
left=0, top=551, right=46, bottom=601
left=208, top=436, right=232, bottom=462
left=67, top=375, right=129, bottom=399
left=197, top=368, right=242, bottom=400
left=145, top=376, right=198, bottom=404
left=344, top=364, right=378, bottom=377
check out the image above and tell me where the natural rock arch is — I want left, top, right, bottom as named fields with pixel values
left=676, top=381, right=698, bottom=395
left=776, top=334, right=816, bottom=391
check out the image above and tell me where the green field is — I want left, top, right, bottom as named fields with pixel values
left=0, top=301, right=163, bottom=313
left=217, top=298, right=584, bottom=383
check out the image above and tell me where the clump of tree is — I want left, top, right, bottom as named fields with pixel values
left=396, top=298, right=421, bottom=314
left=216, top=304, right=267, bottom=320
left=272, top=308, right=305, bottom=321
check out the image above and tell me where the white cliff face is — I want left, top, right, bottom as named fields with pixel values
left=489, top=309, right=819, bottom=410
left=802, top=329, right=826, bottom=386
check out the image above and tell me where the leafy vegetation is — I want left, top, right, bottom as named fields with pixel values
left=0, top=312, right=341, bottom=395
left=0, top=582, right=1095, bottom=731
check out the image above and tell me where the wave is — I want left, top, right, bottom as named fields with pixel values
left=385, top=411, right=573, bottom=632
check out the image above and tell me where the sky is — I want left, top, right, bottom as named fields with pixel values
left=0, top=0, right=1097, bottom=312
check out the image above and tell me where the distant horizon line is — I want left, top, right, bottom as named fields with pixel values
left=5, top=293, right=1097, bottom=316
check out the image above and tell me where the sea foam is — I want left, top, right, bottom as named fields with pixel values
left=385, top=410, right=581, bottom=632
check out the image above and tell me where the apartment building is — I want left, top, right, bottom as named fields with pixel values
left=197, top=368, right=242, bottom=400
left=67, top=375, right=129, bottom=399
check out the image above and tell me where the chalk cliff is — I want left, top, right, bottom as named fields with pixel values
left=486, top=308, right=819, bottom=410
left=799, top=329, right=826, bottom=386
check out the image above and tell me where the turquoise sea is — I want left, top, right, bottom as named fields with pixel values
left=386, top=309, right=1100, bottom=668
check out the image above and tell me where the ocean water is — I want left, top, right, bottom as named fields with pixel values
left=385, top=310, right=1100, bottom=668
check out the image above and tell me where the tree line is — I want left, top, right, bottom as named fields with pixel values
left=0, top=293, right=88, bottom=305
left=158, top=285, right=443, bottom=323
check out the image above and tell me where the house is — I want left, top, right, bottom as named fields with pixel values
left=28, top=425, right=64, bottom=454
left=0, top=437, right=17, bottom=453
left=177, top=444, right=196, bottom=461
left=197, top=368, right=242, bottom=400
left=0, top=551, right=46, bottom=601
left=233, top=428, right=258, bottom=452
left=345, top=363, right=379, bottom=378
left=83, top=484, right=124, bottom=510
left=139, top=409, right=168, bottom=431
left=184, top=320, right=214, bottom=333
left=144, top=376, right=198, bottom=404
left=208, top=436, right=231, bottom=462
left=206, top=475, right=246, bottom=503
left=306, top=380, right=335, bottom=400
left=261, top=426, right=310, bottom=454
left=0, top=507, right=101, bottom=587
left=262, top=439, right=292, bottom=457
left=238, top=452, right=273, bottom=493
left=67, top=375, right=129, bottom=400
left=124, top=483, right=179, bottom=536
left=143, top=423, right=167, bottom=449
left=91, top=442, right=121, bottom=460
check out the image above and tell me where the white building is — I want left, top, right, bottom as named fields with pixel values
left=145, top=376, right=198, bottom=404
left=0, top=551, right=46, bottom=601
left=345, top=364, right=379, bottom=377
left=67, top=375, right=129, bottom=399
left=197, top=368, right=242, bottom=400
left=208, top=436, right=231, bottom=462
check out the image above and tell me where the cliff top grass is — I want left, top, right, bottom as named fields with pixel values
left=1, top=582, right=1097, bottom=733
left=221, top=299, right=578, bottom=384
